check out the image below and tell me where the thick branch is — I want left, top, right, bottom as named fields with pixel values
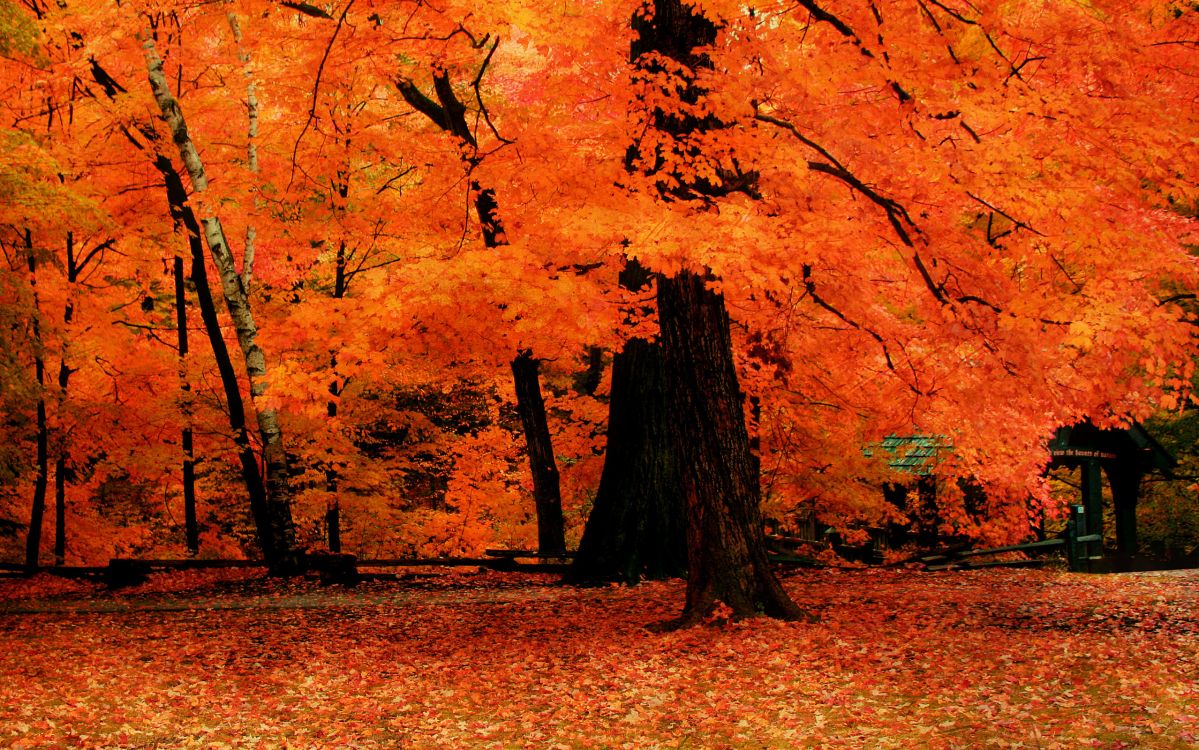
left=279, top=1, right=333, bottom=19
left=395, top=77, right=447, bottom=126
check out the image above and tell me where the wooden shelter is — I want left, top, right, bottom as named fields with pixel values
left=879, top=423, right=1177, bottom=570
left=1048, top=421, right=1176, bottom=567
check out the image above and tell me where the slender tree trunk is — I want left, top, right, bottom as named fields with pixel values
left=571, top=262, right=686, bottom=582
left=395, top=74, right=565, bottom=551
left=52, top=233, right=77, bottom=566
left=657, top=272, right=804, bottom=623
left=174, top=254, right=199, bottom=554
left=327, top=245, right=346, bottom=552
left=143, top=34, right=301, bottom=574
left=227, top=11, right=259, bottom=290
left=631, top=0, right=808, bottom=624
left=23, top=229, right=48, bottom=571
left=1106, top=462, right=1141, bottom=567
left=511, top=351, right=567, bottom=555
left=155, top=154, right=274, bottom=562
left=52, top=454, right=65, bottom=565
left=325, top=371, right=342, bottom=553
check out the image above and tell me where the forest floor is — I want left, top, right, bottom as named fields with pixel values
left=0, top=566, right=1197, bottom=749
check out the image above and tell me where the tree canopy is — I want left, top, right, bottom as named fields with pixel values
left=0, top=0, right=1195, bottom=609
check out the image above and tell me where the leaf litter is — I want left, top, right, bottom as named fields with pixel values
left=1, top=567, right=1196, bottom=748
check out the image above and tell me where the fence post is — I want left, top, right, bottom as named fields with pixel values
left=1081, top=459, right=1104, bottom=560
left=1067, top=505, right=1088, bottom=572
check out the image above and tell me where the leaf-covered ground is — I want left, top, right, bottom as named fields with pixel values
left=1, top=567, right=1197, bottom=749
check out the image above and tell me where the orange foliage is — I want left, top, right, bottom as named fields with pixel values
left=0, top=0, right=1196, bottom=558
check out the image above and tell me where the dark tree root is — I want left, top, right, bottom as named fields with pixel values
left=647, top=591, right=818, bottom=632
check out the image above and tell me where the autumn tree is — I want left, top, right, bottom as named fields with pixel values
left=591, top=0, right=1196, bottom=621
left=608, top=0, right=805, bottom=622
left=395, top=59, right=567, bottom=556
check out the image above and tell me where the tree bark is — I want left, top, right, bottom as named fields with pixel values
left=226, top=11, right=259, bottom=290
left=571, top=336, right=687, bottom=581
left=143, top=35, right=301, bottom=573
left=511, top=351, right=567, bottom=555
left=657, top=271, right=805, bottom=623
left=174, top=254, right=199, bottom=554
left=571, top=262, right=686, bottom=583
left=1106, top=462, right=1142, bottom=565
left=53, top=232, right=77, bottom=566
left=631, top=0, right=808, bottom=623
left=23, top=229, right=48, bottom=571
left=326, top=369, right=342, bottom=553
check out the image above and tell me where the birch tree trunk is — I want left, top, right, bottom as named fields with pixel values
left=174, top=251, right=198, bottom=554
left=53, top=232, right=77, bottom=566
left=142, top=33, right=301, bottom=574
left=156, top=154, right=274, bottom=561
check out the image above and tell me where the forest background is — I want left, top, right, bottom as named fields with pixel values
left=1, top=0, right=1198, bottom=584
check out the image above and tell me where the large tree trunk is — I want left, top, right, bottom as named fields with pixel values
left=512, top=351, right=567, bottom=556
left=631, top=0, right=807, bottom=624
left=22, top=229, right=48, bottom=571
left=571, top=336, right=686, bottom=581
left=143, top=36, right=301, bottom=574
left=571, top=262, right=686, bottom=583
left=657, top=271, right=804, bottom=624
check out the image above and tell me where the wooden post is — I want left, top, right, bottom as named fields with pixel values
left=1081, top=460, right=1104, bottom=560
left=1106, top=465, right=1140, bottom=557
left=1067, top=505, right=1087, bottom=572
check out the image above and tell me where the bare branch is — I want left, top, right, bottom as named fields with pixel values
left=395, top=78, right=447, bottom=125
left=1159, top=293, right=1198, bottom=306
left=471, top=37, right=514, bottom=146
left=289, top=0, right=354, bottom=190
left=966, top=191, right=1045, bottom=236
left=755, top=110, right=951, bottom=303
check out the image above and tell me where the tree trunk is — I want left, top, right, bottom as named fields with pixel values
left=1106, top=462, right=1141, bottom=570
left=143, top=34, right=301, bottom=574
left=23, top=229, right=48, bottom=571
left=571, top=262, right=686, bottom=583
left=53, top=453, right=65, bottom=566
left=174, top=254, right=199, bottom=554
left=325, top=500, right=342, bottom=554
left=571, top=336, right=687, bottom=582
left=53, top=232, right=76, bottom=566
left=511, top=351, right=566, bottom=556
left=656, top=271, right=805, bottom=624
left=326, top=373, right=342, bottom=553
left=629, top=0, right=807, bottom=623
